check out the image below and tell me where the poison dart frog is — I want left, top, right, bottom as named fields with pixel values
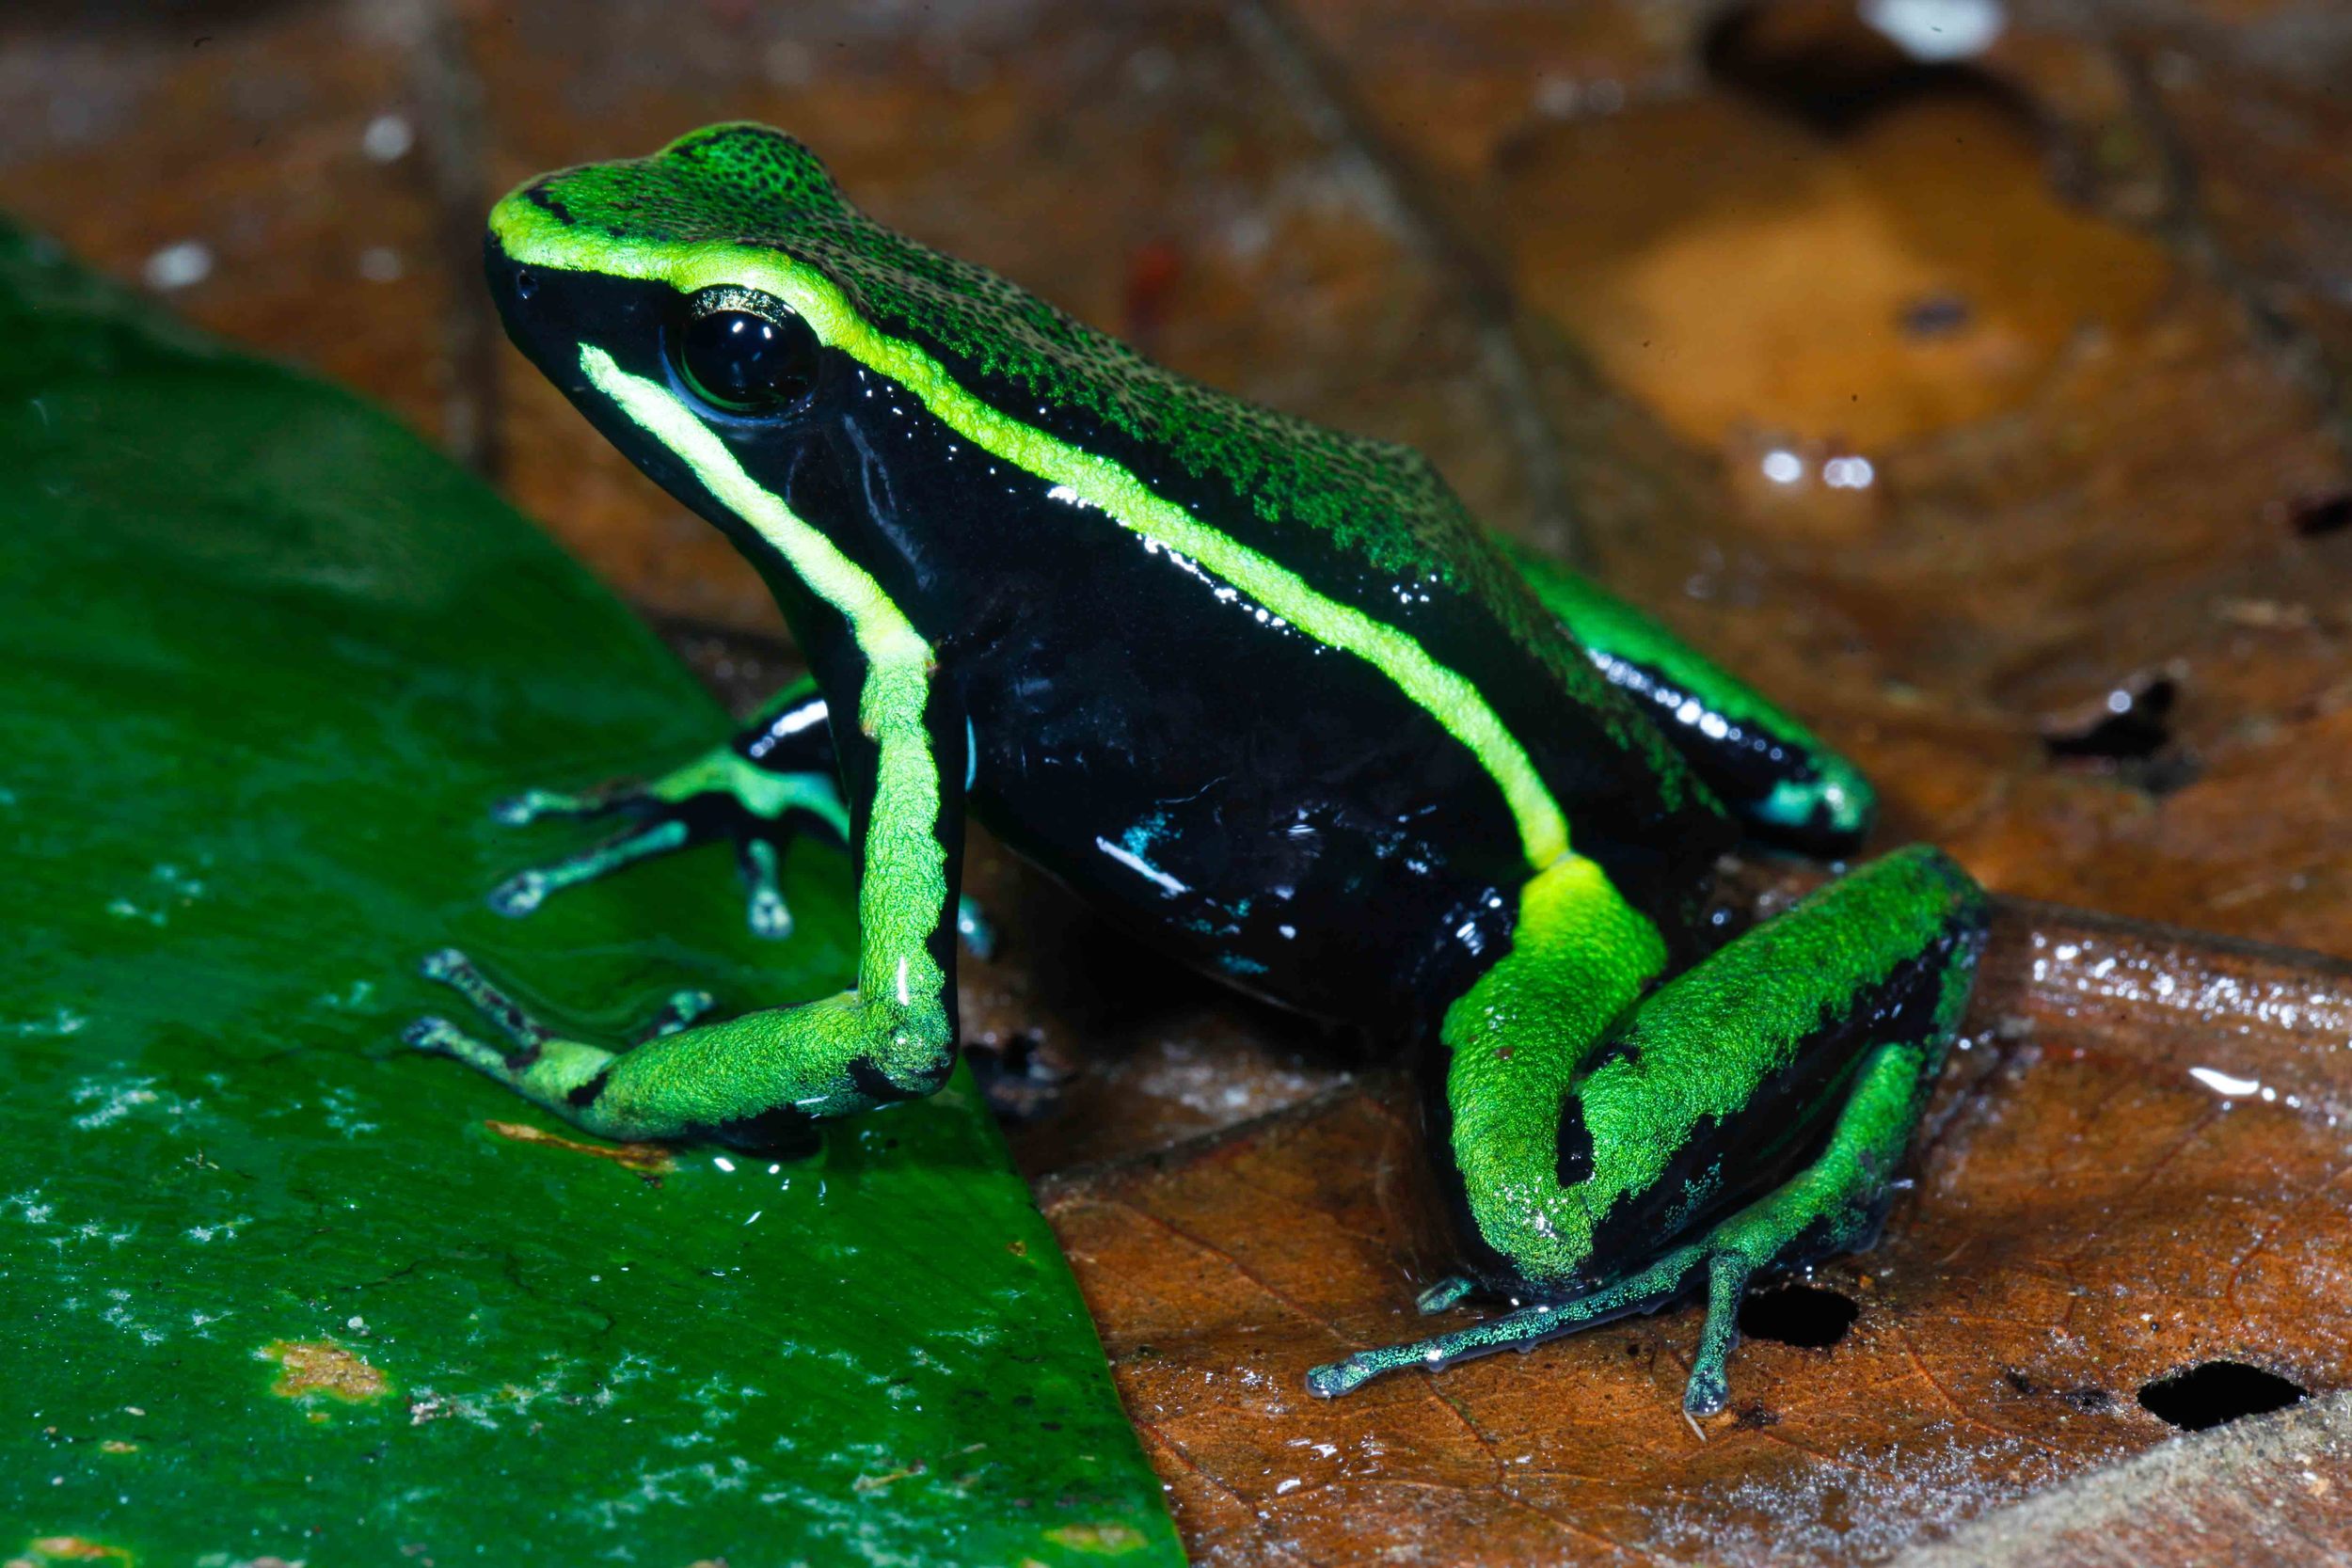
left=405, top=124, right=1988, bottom=1417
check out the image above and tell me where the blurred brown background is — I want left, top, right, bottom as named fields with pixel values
left=8, top=2, right=2352, bottom=1561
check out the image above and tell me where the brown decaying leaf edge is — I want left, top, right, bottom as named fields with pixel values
left=485, top=1117, right=675, bottom=1180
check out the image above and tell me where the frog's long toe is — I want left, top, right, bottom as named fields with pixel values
left=1682, top=1253, right=1756, bottom=1418
left=739, top=838, right=793, bottom=940
left=1307, top=1301, right=1588, bottom=1399
left=402, top=946, right=628, bottom=1112
left=489, top=818, right=691, bottom=918
left=402, top=1014, right=522, bottom=1075
left=1309, top=1244, right=1710, bottom=1401
left=491, top=780, right=639, bottom=825
left=1414, top=1275, right=1476, bottom=1315
left=418, top=946, right=552, bottom=1050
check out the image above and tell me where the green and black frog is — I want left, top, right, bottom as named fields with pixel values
left=406, top=123, right=1988, bottom=1418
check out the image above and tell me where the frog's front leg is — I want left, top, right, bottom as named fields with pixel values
left=410, top=647, right=967, bottom=1143
left=490, top=675, right=849, bottom=940
left=1311, top=845, right=1986, bottom=1415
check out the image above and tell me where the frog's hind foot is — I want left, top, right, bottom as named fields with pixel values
left=491, top=780, right=642, bottom=825
left=1308, top=1243, right=1706, bottom=1402
left=487, top=742, right=850, bottom=942
left=1310, top=1038, right=1931, bottom=1416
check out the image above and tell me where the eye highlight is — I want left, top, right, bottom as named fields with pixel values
left=673, top=287, right=819, bottom=415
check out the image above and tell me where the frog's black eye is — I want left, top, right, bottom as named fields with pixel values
left=674, top=290, right=819, bottom=415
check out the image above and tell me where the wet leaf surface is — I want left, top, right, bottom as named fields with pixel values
left=0, top=227, right=1178, bottom=1567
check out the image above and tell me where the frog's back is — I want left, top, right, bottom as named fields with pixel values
left=521, top=124, right=1729, bottom=926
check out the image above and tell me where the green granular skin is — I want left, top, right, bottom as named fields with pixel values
left=1442, top=853, right=1670, bottom=1274
left=1502, top=538, right=1876, bottom=838
left=527, top=125, right=1468, bottom=580
left=512, top=123, right=1691, bottom=814
left=1453, top=844, right=1984, bottom=1285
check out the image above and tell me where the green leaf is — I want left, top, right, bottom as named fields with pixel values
left=0, top=224, right=1179, bottom=1568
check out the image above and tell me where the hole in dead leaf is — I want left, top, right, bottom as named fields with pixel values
left=2288, top=490, right=2352, bottom=537
left=2039, top=670, right=2199, bottom=793
left=1738, top=1283, right=1859, bottom=1349
left=2137, top=1360, right=2308, bottom=1432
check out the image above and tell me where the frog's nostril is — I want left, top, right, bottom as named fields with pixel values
left=514, top=268, right=539, bottom=302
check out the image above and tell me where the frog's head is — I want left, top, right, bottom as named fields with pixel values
left=486, top=124, right=1158, bottom=590
left=484, top=125, right=894, bottom=562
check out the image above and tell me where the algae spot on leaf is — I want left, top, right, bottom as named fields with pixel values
left=259, top=1338, right=391, bottom=1403
left=1045, top=1522, right=1152, bottom=1555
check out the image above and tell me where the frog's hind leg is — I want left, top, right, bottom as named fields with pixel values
left=1673, top=1039, right=1932, bottom=1414
left=1310, top=845, right=1986, bottom=1414
left=1501, top=538, right=1875, bottom=853
left=1310, top=1040, right=1929, bottom=1411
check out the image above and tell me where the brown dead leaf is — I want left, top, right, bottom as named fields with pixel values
left=1042, top=899, right=2352, bottom=1564
left=485, top=1118, right=674, bottom=1180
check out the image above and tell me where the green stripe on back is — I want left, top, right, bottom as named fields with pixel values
left=497, top=190, right=1574, bottom=870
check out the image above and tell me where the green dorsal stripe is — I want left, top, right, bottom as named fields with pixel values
left=493, top=200, right=1572, bottom=871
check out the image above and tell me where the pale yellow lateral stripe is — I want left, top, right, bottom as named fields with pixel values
left=500, top=203, right=1569, bottom=868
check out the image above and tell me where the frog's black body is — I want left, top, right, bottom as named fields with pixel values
left=416, top=124, right=1993, bottom=1419
left=501, top=256, right=1733, bottom=1033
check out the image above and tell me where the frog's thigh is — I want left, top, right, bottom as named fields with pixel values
left=1316, top=846, right=1986, bottom=1406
